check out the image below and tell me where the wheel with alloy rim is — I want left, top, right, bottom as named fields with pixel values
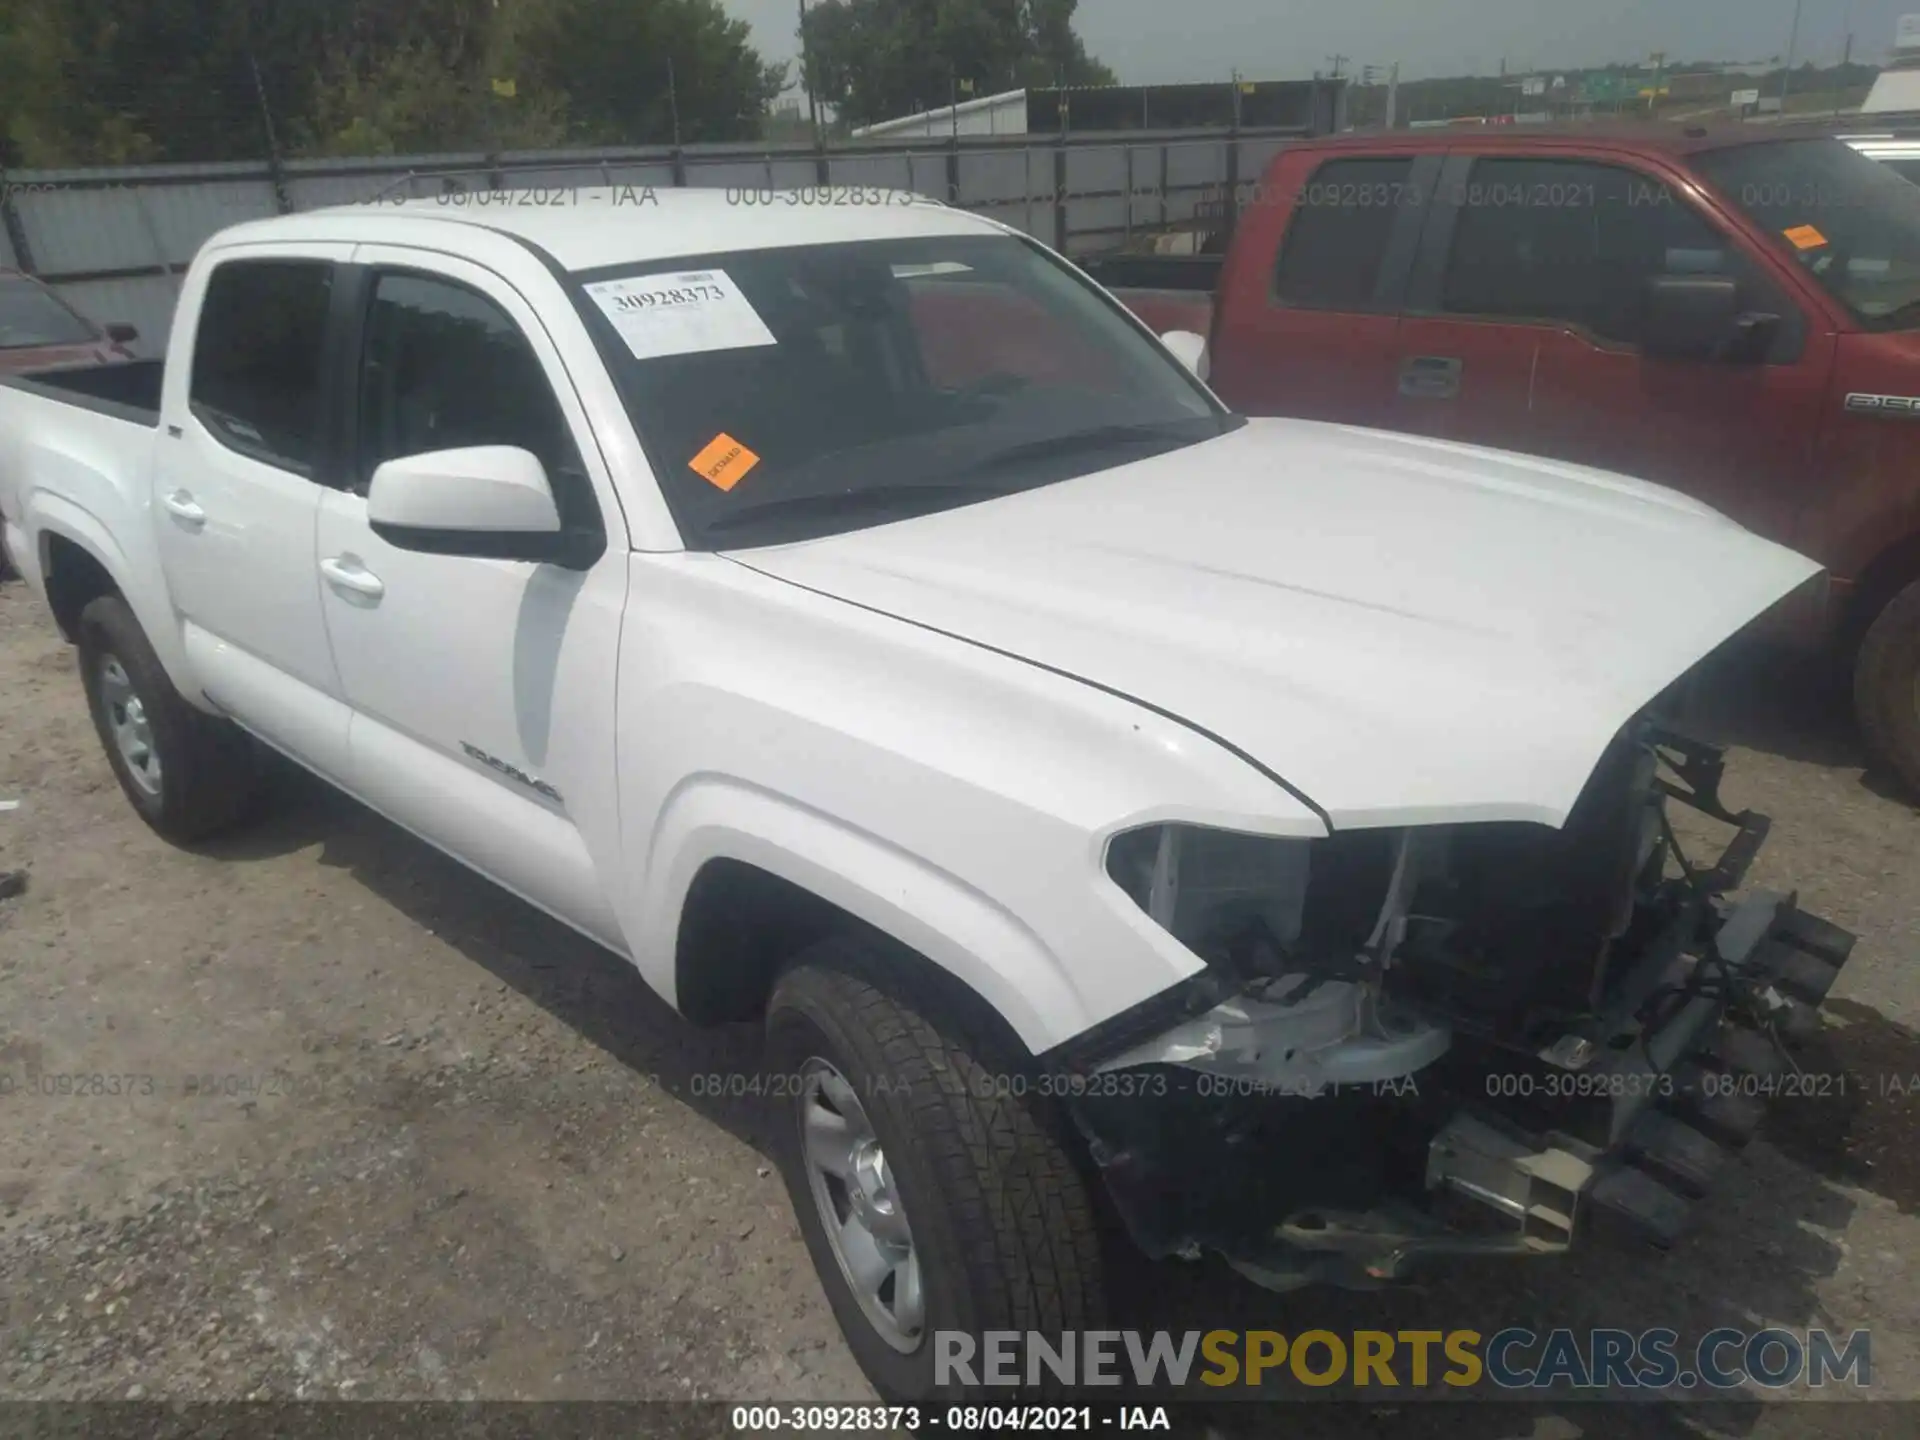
left=77, top=594, right=262, bottom=842
left=765, top=937, right=1107, bottom=1403
left=797, top=1056, right=926, bottom=1351
left=96, top=653, right=163, bottom=798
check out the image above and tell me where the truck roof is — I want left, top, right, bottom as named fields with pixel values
left=219, top=187, right=1000, bottom=273
left=1292, top=120, right=1854, bottom=159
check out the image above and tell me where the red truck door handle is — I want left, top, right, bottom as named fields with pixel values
left=1399, top=355, right=1462, bottom=400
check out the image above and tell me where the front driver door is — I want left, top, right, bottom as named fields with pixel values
left=314, top=251, right=629, bottom=949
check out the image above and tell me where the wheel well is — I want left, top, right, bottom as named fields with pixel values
left=1844, top=531, right=1920, bottom=653
left=672, top=858, right=1038, bottom=1063
left=42, top=533, right=119, bottom=642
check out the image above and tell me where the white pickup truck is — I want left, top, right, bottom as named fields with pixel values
left=0, top=188, right=1858, bottom=1401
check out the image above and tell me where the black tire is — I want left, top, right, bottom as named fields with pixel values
left=76, top=594, right=262, bottom=842
left=1854, top=579, right=1920, bottom=799
left=766, top=936, right=1107, bottom=1404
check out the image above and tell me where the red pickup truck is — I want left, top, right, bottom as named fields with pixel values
left=1090, top=125, right=1920, bottom=793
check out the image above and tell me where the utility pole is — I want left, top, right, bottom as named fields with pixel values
left=1325, top=54, right=1349, bottom=80
left=797, top=0, right=820, bottom=144
left=1386, top=61, right=1400, bottom=129
left=668, top=56, right=683, bottom=147
left=1780, top=0, right=1804, bottom=110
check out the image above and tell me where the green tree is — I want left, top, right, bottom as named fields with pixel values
left=0, top=0, right=314, bottom=164
left=0, top=0, right=786, bottom=163
left=296, top=38, right=569, bottom=157
left=522, top=0, right=788, bottom=145
left=800, top=0, right=1113, bottom=130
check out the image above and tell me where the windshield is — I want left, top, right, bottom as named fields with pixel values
left=1695, top=138, right=1920, bottom=330
left=575, top=233, right=1232, bottom=548
left=0, top=277, right=99, bottom=350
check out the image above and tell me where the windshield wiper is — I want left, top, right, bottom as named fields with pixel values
left=972, top=420, right=1214, bottom=472
left=704, top=481, right=1013, bottom=537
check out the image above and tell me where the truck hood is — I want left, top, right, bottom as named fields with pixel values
left=729, top=418, right=1820, bottom=831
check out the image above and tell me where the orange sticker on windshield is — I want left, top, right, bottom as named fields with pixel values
left=1782, top=224, right=1828, bottom=250
left=690, top=433, right=760, bottom=491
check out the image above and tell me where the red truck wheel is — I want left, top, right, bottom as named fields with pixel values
left=1855, top=579, right=1920, bottom=797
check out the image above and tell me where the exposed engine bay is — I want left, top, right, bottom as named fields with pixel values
left=1073, top=708, right=1857, bottom=1291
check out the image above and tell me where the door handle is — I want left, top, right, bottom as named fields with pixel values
left=1399, top=355, right=1463, bottom=400
left=319, top=556, right=386, bottom=602
left=161, top=490, right=206, bottom=526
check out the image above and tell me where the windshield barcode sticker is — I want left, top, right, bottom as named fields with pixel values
left=584, top=269, right=778, bottom=360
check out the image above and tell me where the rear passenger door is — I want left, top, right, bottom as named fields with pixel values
left=152, top=246, right=355, bottom=776
left=1208, top=153, right=1435, bottom=427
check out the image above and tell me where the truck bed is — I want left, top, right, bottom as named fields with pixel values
left=1078, top=254, right=1219, bottom=341
left=0, top=359, right=163, bottom=428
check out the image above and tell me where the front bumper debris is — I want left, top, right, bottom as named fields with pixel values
left=1068, top=728, right=1858, bottom=1291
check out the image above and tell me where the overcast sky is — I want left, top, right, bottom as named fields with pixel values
left=729, top=0, right=1909, bottom=85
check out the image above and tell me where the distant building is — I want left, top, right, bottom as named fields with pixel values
left=850, top=80, right=1345, bottom=140
left=1863, top=12, right=1920, bottom=113
left=851, top=89, right=1030, bottom=139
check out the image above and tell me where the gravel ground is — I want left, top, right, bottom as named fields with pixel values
left=2, top=577, right=1918, bottom=1436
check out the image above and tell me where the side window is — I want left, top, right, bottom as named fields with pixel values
left=1439, top=159, right=1776, bottom=348
left=356, top=273, right=582, bottom=493
left=189, top=260, right=333, bottom=472
left=1274, top=157, right=1418, bottom=309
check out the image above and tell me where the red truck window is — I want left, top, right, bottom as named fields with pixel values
left=1438, top=158, right=1757, bottom=349
left=1275, top=157, right=1420, bottom=309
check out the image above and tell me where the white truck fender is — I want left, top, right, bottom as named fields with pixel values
left=29, top=493, right=202, bottom=705
left=637, top=776, right=1089, bottom=1054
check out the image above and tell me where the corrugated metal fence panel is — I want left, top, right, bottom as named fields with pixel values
left=285, top=170, right=406, bottom=210
left=1129, top=145, right=1168, bottom=232
left=682, top=158, right=775, bottom=189
left=138, top=181, right=279, bottom=263
left=1236, top=136, right=1292, bottom=184
left=908, top=153, right=950, bottom=200
left=11, top=131, right=1305, bottom=289
left=824, top=153, right=915, bottom=191
left=1160, top=141, right=1226, bottom=223
left=1063, top=145, right=1129, bottom=246
left=17, top=180, right=276, bottom=278
left=50, top=275, right=181, bottom=358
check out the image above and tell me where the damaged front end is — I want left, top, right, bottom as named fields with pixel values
left=1068, top=719, right=1856, bottom=1292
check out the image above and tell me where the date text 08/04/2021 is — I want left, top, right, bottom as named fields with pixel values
left=731, top=1405, right=1169, bottom=1432
left=349, top=185, right=940, bottom=209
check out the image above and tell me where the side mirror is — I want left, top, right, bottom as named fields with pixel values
left=1160, top=329, right=1210, bottom=381
left=105, top=322, right=139, bottom=345
left=1642, top=275, right=1769, bottom=361
left=367, top=445, right=598, bottom=568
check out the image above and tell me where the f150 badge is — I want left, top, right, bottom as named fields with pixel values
left=1845, top=393, right=1920, bottom=417
left=461, top=742, right=564, bottom=803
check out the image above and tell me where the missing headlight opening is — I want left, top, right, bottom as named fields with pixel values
left=1082, top=714, right=1854, bottom=1292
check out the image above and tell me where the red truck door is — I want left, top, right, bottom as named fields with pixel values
left=1388, top=150, right=1832, bottom=548
left=1208, top=152, right=1438, bottom=427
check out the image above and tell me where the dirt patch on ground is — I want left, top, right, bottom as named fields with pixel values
left=4, top=580, right=1920, bottom=1434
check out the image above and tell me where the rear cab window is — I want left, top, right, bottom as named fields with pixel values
left=189, top=259, right=333, bottom=472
